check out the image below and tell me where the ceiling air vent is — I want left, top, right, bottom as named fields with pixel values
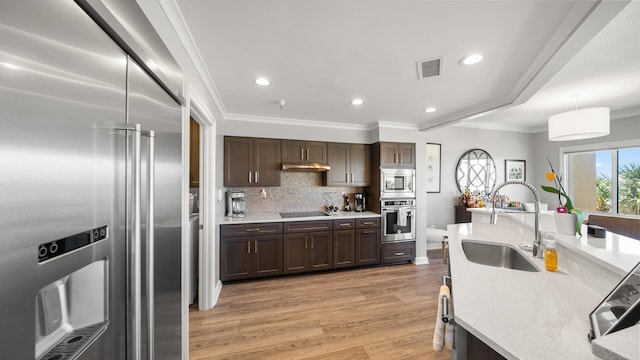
left=416, top=57, right=443, bottom=79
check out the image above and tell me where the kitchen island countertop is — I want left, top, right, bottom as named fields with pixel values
left=447, top=220, right=639, bottom=360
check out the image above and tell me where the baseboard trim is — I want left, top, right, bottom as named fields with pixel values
left=212, top=280, right=222, bottom=307
left=413, top=256, right=429, bottom=265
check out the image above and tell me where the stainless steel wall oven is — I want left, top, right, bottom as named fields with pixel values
left=381, top=199, right=416, bottom=243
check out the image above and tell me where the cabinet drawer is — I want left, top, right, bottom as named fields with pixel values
left=221, top=222, right=283, bottom=237
left=284, top=220, right=332, bottom=233
left=381, top=242, right=415, bottom=264
left=356, top=217, right=380, bottom=229
left=333, top=219, right=355, bottom=230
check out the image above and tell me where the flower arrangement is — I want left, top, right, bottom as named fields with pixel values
left=541, top=158, right=584, bottom=235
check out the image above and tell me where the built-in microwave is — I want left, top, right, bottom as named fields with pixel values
left=380, top=168, right=415, bottom=198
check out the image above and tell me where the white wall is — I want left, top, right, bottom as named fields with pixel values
left=532, top=115, right=640, bottom=208
left=424, top=125, right=534, bottom=230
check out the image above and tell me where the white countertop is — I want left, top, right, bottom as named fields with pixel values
left=447, top=220, right=640, bottom=360
left=218, top=211, right=380, bottom=225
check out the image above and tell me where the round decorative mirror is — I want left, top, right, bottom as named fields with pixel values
left=455, top=149, right=496, bottom=194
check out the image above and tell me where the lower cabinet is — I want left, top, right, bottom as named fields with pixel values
left=221, top=234, right=283, bottom=281
left=380, top=241, right=415, bottom=264
left=356, top=217, right=381, bottom=265
left=333, top=230, right=356, bottom=268
left=221, top=217, right=382, bottom=281
left=283, top=231, right=333, bottom=274
left=356, top=228, right=380, bottom=265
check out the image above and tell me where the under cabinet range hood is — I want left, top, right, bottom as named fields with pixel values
left=281, top=163, right=331, bottom=171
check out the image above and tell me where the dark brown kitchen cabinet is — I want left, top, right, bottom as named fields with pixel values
left=220, top=222, right=283, bottom=281
left=355, top=218, right=380, bottom=265
left=189, top=117, right=199, bottom=188
left=283, top=232, right=333, bottom=274
left=221, top=235, right=283, bottom=281
left=224, top=136, right=281, bottom=187
left=455, top=205, right=472, bottom=224
left=282, top=140, right=327, bottom=164
left=377, top=142, right=415, bottom=168
left=380, top=241, right=415, bottom=264
left=283, top=220, right=333, bottom=274
left=324, top=143, right=371, bottom=186
left=333, top=219, right=356, bottom=268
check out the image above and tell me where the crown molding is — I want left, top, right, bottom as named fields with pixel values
left=224, top=113, right=370, bottom=131
left=156, top=0, right=227, bottom=118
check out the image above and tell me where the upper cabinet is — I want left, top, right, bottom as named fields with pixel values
left=282, top=140, right=327, bottom=164
left=377, top=142, right=415, bottom=168
left=224, top=136, right=281, bottom=187
left=324, top=143, right=371, bottom=186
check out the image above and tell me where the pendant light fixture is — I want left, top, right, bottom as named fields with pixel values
left=548, top=106, right=610, bottom=141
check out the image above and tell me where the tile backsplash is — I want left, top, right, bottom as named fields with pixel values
left=228, top=172, right=363, bottom=214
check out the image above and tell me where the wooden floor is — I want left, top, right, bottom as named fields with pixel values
left=190, top=250, right=451, bottom=360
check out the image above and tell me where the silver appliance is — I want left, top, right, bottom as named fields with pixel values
left=380, top=168, right=416, bottom=198
left=381, top=199, right=416, bottom=243
left=226, top=191, right=247, bottom=217
left=1, top=1, right=183, bottom=359
left=354, top=192, right=366, bottom=212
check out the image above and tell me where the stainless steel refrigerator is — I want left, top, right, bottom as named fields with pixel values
left=0, top=1, right=183, bottom=359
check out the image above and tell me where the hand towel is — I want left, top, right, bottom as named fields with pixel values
left=398, top=207, right=409, bottom=227
left=433, top=285, right=454, bottom=352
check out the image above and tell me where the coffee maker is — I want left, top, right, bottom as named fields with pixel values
left=354, top=193, right=366, bottom=212
left=225, top=191, right=246, bottom=217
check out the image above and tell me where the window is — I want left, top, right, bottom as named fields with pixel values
left=564, top=143, right=640, bottom=216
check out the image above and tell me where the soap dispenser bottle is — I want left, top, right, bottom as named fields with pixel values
left=544, top=240, right=558, bottom=272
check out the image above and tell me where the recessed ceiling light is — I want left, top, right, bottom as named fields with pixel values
left=424, top=107, right=437, bottom=113
left=351, top=98, right=364, bottom=105
left=460, top=54, right=483, bottom=65
left=255, top=77, right=271, bottom=86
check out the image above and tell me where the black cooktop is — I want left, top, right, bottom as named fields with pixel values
left=279, top=211, right=328, bottom=218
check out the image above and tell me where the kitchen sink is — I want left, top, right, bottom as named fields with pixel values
left=461, top=240, right=540, bottom=272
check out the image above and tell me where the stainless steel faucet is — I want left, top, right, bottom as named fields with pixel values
left=490, top=180, right=543, bottom=258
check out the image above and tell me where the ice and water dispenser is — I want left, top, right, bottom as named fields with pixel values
left=35, top=227, right=110, bottom=360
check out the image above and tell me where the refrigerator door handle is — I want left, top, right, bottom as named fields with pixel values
left=127, top=124, right=143, bottom=360
left=143, top=130, right=156, bottom=360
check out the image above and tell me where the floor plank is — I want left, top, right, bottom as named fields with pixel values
left=190, top=251, right=451, bottom=360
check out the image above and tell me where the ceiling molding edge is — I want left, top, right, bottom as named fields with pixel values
left=224, top=113, right=370, bottom=131
left=157, top=0, right=228, bottom=118
left=418, top=0, right=630, bottom=133
left=373, top=121, right=420, bottom=131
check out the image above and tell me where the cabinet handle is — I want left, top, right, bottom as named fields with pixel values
left=394, top=252, right=405, bottom=256
left=394, top=153, right=397, bottom=163
left=311, top=238, right=314, bottom=249
left=305, top=237, right=308, bottom=249
left=255, top=171, right=259, bottom=183
left=350, top=173, right=354, bottom=183
left=247, top=241, right=251, bottom=254
left=399, top=153, right=402, bottom=164
left=306, top=148, right=310, bottom=160
left=345, top=173, right=349, bottom=182
left=339, top=223, right=350, bottom=227
left=248, top=171, right=252, bottom=184
left=254, top=240, right=258, bottom=254
left=362, top=230, right=375, bottom=234
left=245, top=228, right=261, bottom=232
left=300, top=148, right=304, bottom=160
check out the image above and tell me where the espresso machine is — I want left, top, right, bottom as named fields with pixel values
left=354, top=192, right=366, bottom=212
left=226, top=191, right=246, bottom=217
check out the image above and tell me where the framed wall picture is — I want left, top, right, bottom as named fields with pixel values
left=505, top=159, right=526, bottom=181
left=426, top=143, right=441, bottom=193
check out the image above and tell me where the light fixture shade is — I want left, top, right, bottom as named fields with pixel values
left=548, top=107, right=610, bottom=141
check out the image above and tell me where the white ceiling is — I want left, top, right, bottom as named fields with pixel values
left=175, top=0, right=639, bottom=133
